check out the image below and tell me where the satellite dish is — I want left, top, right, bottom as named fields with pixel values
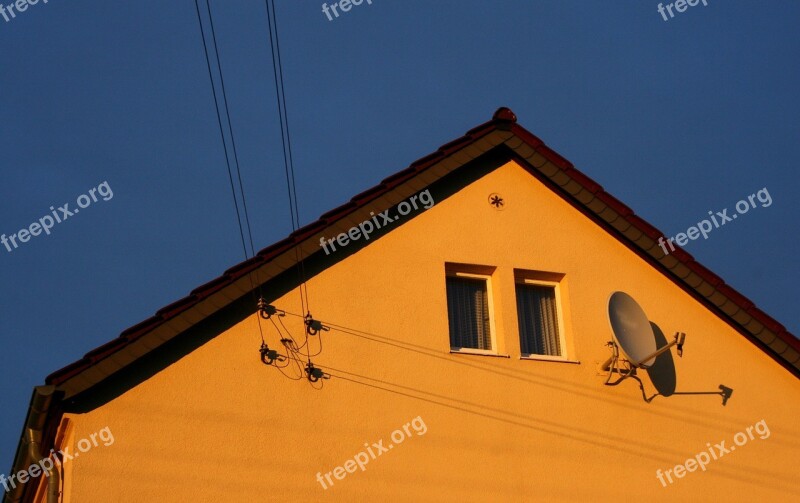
left=600, top=291, right=686, bottom=385
left=608, top=291, right=657, bottom=368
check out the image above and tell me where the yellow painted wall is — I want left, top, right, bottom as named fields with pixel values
left=54, top=160, right=800, bottom=502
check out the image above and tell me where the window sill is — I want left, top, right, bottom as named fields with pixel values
left=520, top=355, right=580, bottom=364
left=450, top=349, right=510, bottom=358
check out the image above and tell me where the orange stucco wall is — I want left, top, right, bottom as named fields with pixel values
left=53, top=160, right=800, bottom=502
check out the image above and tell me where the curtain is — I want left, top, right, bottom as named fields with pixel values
left=516, top=284, right=560, bottom=356
left=446, top=276, right=491, bottom=350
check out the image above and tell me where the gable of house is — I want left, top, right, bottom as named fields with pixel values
left=7, top=108, right=799, bottom=503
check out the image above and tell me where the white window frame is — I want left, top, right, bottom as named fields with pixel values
left=516, top=278, right=570, bottom=362
left=446, top=271, right=498, bottom=355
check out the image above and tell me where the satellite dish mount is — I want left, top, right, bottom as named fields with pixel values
left=601, top=292, right=686, bottom=385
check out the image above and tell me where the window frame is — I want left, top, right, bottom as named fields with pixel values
left=516, top=278, right=570, bottom=362
left=445, top=270, right=499, bottom=356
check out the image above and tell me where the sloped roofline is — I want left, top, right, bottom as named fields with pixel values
left=6, top=107, right=799, bottom=501
left=45, top=107, right=798, bottom=389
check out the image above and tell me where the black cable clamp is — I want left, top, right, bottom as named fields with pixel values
left=304, top=313, right=330, bottom=336
left=258, top=298, right=284, bottom=320
left=305, top=362, right=330, bottom=382
left=259, top=343, right=283, bottom=365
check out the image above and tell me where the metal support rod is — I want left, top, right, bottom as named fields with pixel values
left=599, top=354, right=615, bottom=372
left=632, top=332, right=686, bottom=367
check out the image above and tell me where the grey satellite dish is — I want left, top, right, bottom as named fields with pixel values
left=601, top=291, right=686, bottom=384
left=608, top=291, right=658, bottom=368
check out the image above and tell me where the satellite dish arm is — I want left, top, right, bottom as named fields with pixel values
left=632, top=332, right=686, bottom=367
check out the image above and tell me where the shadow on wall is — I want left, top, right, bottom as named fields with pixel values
left=648, top=322, right=678, bottom=396
left=642, top=322, right=733, bottom=405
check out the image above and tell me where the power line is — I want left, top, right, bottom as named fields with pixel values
left=263, top=0, right=311, bottom=316
left=193, top=1, right=316, bottom=376
left=192, top=0, right=249, bottom=262
left=203, top=0, right=258, bottom=259
left=194, top=0, right=265, bottom=342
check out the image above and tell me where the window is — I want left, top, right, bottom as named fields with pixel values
left=516, top=279, right=566, bottom=358
left=445, top=271, right=495, bottom=352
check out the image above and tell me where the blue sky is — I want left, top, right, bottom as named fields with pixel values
left=1, top=0, right=798, bottom=471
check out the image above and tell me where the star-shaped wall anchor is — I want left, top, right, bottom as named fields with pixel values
left=489, top=193, right=505, bottom=209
